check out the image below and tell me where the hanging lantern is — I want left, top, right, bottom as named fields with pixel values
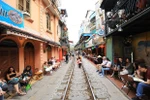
left=99, top=45, right=104, bottom=48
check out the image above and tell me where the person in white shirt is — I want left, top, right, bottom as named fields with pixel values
left=97, top=56, right=108, bottom=73
left=100, top=58, right=112, bottom=77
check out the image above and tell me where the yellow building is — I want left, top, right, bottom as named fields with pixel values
left=0, top=0, right=62, bottom=76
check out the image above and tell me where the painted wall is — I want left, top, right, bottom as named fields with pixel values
left=132, top=32, right=150, bottom=66
left=113, top=36, right=124, bottom=58
left=106, top=36, right=113, bottom=62
left=1, top=0, right=60, bottom=73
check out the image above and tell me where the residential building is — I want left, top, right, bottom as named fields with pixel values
left=76, top=4, right=106, bottom=57
left=59, top=9, right=69, bottom=56
left=0, top=0, right=64, bottom=76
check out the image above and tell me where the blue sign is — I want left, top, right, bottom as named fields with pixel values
left=97, top=29, right=104, bottom=36
left=0, top=0, right=24, bottom=28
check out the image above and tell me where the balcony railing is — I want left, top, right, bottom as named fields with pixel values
left=51, top=0, right=61, bottom=7
left=49, top=0, right=60, bottom=17
left=106, top=0, right=150, bottom=33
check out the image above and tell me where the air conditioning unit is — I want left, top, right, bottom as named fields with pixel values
left=22, top=11, right=30, bottom=18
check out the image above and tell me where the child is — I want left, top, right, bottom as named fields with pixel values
left=77, top=57, right=82, bottom=68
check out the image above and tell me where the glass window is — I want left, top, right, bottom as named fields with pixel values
left=18, top=0, right=24, bottom=11
left=46, top=14, right=51, bottom=30
left=18, top=0, right=30, bottom=13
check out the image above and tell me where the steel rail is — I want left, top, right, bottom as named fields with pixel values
left=61, top=58, right=75, bottom=100
left=62, top=56, right=96, bottom=100
left=82, top=59, right=97, bottom=100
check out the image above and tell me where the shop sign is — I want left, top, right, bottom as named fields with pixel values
left=85, top=39, right=94, bottom=48
left=0, top=0, right=24, bottom=28
left=92, top=34, right=104, bottom=45
left=97, top=29, right=104, bottom=36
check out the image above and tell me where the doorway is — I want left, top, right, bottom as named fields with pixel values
left=0, top=39, right=19, bottom=77
left=47, top=45, right=52, bottom=60
left=24, top=42, right=35, bottom=73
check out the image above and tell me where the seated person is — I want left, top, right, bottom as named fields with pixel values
left=20, top=65, right=32, bottom=86
left=96, top=56, right=108, bottom=73
left=0, top=70, right=8, bottom=92
left=6, top=66, right=26, bottom=95
left=120, top=58, right=134, bottom=75
left=43, top=62, right=52, bottom=74
left=0, top=70, right=6, bottom=100
left=0, top=87, right=5, bottom=100
left=96, top=55, right=102, bottom=71
left=55, top=60, right=61, bottom=69
left=100, top=58, right=112, bottom=77
left=111, top=57, right=125, bottom=77
left=132, top=63, right=150, bottom=100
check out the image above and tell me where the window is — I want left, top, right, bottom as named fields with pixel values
left=46, top=14, right=51, bottom=30
left=18, top=0, right=30, bottom=13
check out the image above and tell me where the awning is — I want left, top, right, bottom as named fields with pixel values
left=85, top=33, right=104, bottom=43
left=81, top=33, right=93, bottom=37
left=0, top=21, right=60, bottom=46
left=78, top=33, right=93, bottom=43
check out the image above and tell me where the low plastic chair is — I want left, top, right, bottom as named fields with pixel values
left=20, top=77, right=33, bottom=93
left=120, top=74, right=134, bottom=95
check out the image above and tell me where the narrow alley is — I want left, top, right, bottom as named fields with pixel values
left=10, top=57, right=130, bottom=100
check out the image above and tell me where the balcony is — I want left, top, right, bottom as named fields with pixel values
left=102, top=0, right=150, bottom=36
left=59, top=35, right=69, bottom=47
left=42, top=0, right=60, bottom=18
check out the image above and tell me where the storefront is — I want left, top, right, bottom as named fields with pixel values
left=100, top=0, right=150, bottom=65
left=0, top=0, right=59, bottom=77
left=92, top=34, right=105, bottom=56
left=0, top=0, right=24, bottom=76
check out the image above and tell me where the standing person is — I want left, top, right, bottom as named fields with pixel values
left=77, top=56, right=82, bottom=68
left=132, top=63, right=150, bottom=100
left=65, top=53, right=69, bottom=63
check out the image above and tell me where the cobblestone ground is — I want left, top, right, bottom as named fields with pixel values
left=9, top=57, right=130, bottom=100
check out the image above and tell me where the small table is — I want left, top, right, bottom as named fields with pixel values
left=34, top=71, right=43, bottom=80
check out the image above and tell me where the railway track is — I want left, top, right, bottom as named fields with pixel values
left=52, top=57, right=98, bottom=100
